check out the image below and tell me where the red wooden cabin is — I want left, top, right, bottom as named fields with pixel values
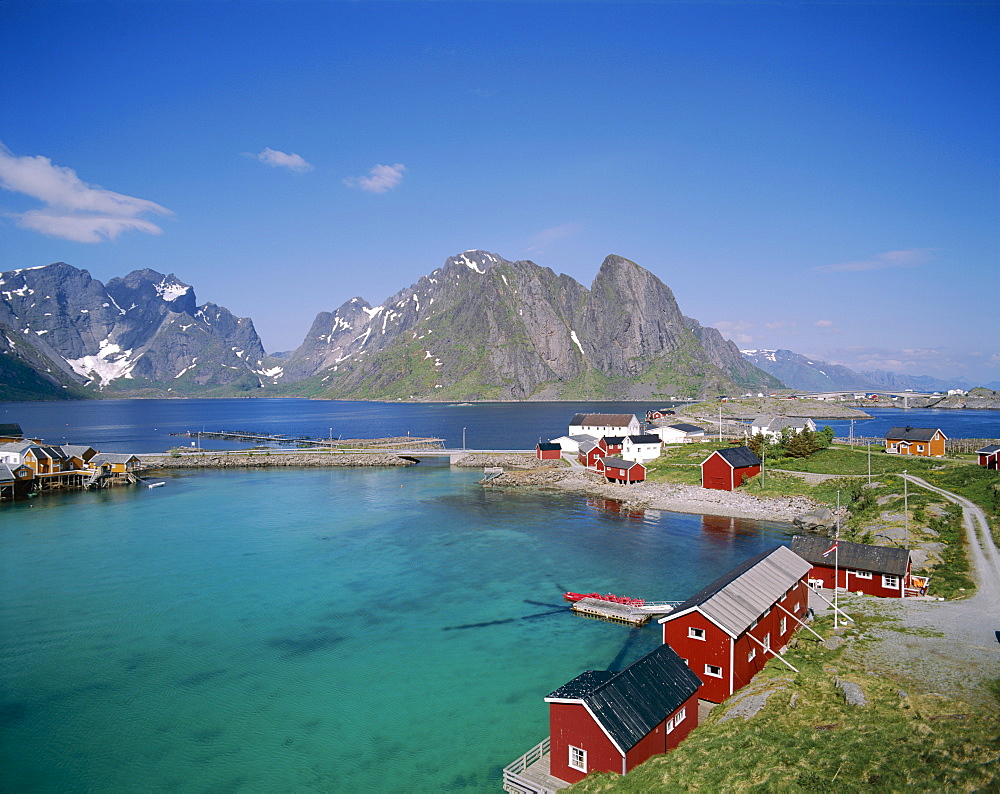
left=790, top=536, right=917, bottom=597
left=578, top=441, right=605, bottom=469
left=598, top=436, right=625, bottom=456
left=701, top=446, right=761, bottom=491
left=536, top=442, right=562, bottom=460
left=595, top=457, right=646, bottom=484
left=545, top=643, right=701, bottom=783
left=976, top=444, right=1000, bottom=470
left=659, top=546, right=812, bottom=704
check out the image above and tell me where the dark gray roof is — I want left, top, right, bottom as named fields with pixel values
left=885, top=426, right=945, bottom=442
left=603, top=436, right=626, bottom=445
left=537, top=442, right=561, bottom=451
left=790, top=536, right=910, bottom=576
left=568, top=434, right=598, bottom=444
left=32, top=446, right=65, bottom=460
left=626, top=434, right=661, bottom=444
left=661, top=546, right=811, bottom=638
left=602, top=457, right=643, bottom=470
left=0, top=464, right=15, bottom=483
left=0, top=423, right=23, bottom=437
left=976, top=445, right=1000, bottom=455
left=91, top=453, right=140, bottom=464
left=545, top=644, right=701, bottom=754
left=667, top=423, right=704, bottom=433
left=708, top=446, right=761, bottom=468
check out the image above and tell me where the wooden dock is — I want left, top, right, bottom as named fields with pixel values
left=569, top=598, right=679, bottom=626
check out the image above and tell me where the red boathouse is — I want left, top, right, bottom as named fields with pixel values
left=544, top=643, right=701, bottom=783
left=536, top=442, right=562, bottom=461
left=659, top=546, right=812, bottom=704
left=578, top=441, right=605, bottom=469
left=596, top=457, right=646, bottom=484
left=701, top=446, right=761, bottom=491
left=790, top=535, right=916, bottom=597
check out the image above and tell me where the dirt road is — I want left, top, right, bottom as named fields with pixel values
left=843, top=474, right=1000, bottom=706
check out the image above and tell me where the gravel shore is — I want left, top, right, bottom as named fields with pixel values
left=485, top=468, right=820, bottom=522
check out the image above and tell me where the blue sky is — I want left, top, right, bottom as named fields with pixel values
left=1, top=1, right=997, bottom=382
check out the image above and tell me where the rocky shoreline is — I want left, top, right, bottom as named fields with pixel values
left=484, top=467, right=821, bottom=522
left=141, top=451, right=415, bottom=469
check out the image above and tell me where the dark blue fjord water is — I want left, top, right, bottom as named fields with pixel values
left=1, top=399, right=996, bottom=791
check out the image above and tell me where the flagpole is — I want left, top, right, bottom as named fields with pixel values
left=834, top=490, right=840, bottom=629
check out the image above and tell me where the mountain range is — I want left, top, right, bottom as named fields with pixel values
left=739, top=348, right=988, bottom=393
left=1, top=252, right=781, bottom=401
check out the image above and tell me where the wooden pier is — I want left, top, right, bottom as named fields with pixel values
left=569, top=598, right=674, bottom=626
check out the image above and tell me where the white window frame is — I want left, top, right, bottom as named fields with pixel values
left=779, top=617, right=787, bottom=634
left=569, top=745, right=587, bottom=772
left=688, top=627, right=706, bottom=640
left=854, top=570, right=873, bottom=579
left=705, top=664, right=723, bottom=678
left=675, top=706, right=686, bottom=724
left=748, top=647, right=757, bottom=662
left=665, top=715, right=675, bottom=733
left=762, top=633, right=771, bottom=651
left=882, top=575, right=900, bottom=589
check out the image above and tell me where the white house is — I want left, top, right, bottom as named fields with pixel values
left=750, top=416, right=817, bottom=440
left=621, top=434, right=663, bottom=463
left=549, top=434, right=598, bottom=454
left=650, top=423, right=706, bottom=444
left=567, top=413, right=640, bottom=438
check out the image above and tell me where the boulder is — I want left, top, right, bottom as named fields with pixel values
left=793, top=507, right=834, bottom=533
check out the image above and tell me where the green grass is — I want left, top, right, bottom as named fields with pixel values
left=568, top=614, right=1000, bottom=793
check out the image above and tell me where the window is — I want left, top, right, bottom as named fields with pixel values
left=569, top=746, right=587, bottom=772
left=688, top=627, right=706, bottom=640
left=883, top=575, right=900, bottom=589
left=748, top=647, right=757, bottom=662
left=665, top=716, right=675, bottom=733
left=763, top=633, right=771, bottom=651
left=917, top=445, right=925, bottom=452
left=749, top=618, right=758, bottom=629
left=675, top=706, right=686, bottom=724
left=705, top=664, right=723, bottom=678
left=854, top=570, right=873, bottom=579
left=779, top=617, right=787, bottom=634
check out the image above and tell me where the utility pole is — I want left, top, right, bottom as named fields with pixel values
left=903, top=470, right=908, bottom=547
left=867, top=442, right=872, bottom=485
left=718, top=397, right=723, bottom=442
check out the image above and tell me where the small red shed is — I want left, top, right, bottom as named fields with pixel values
left=659, top=545, right=812, bottom=704
left=596, top=457, right=646, bottom=484
left=976, top=444, right=1000, bottom=470
left=536, top=442, right=562, bottom=461
left=701, top=446, right=761, bottom=491
left=545, top=643, right=701, bottom=783
left=790, top=536, right=917, bottom=597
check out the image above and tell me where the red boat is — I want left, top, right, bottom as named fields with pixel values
left=564, top=591, right=645, bottom=607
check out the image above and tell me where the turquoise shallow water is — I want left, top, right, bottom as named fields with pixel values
left=1, top=466, right=793, bottom=792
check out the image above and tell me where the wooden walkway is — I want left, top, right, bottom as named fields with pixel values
left=571, top=598, right=654, bottom=626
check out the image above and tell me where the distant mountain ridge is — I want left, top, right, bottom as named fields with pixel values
left=741, top=348, right=975, bottom=393
left=0, top=263, right=280, bottom=398
left=1, top=253, right=781, bottom=401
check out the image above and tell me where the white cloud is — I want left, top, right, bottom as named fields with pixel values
left=252, top=147, right=313, bottom=173
left=526, top=222, right=582, bottom=253
left=343, top=163, right=406, bottom=194
left=814, top=248, right=934, bottom=274
left=0, top=142, right=173, bottom=242
left=764, top=320, right=796, bottom=331
left=713, top=320, right=755, bottom=346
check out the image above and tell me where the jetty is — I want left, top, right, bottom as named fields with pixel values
left=175, top=430, right=445, bottom=450
left=570, top=597, right=679, bottom=626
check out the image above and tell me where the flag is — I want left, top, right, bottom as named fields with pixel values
left=822, top=540, right=838, bottom=558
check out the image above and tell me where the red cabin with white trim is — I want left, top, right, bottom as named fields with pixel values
left=976, top=445, right=1000, bottom=470
left=701, top=446, right=761, bottom=491
left=596, top=457, right=646, bottom=484
left=790, top=536, right=916, bottom=597
left=536, top=442, right=562, bottom=460
left=545, top=643, right=701, bottom=784
left=659, top=546, right=811, bottom=703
